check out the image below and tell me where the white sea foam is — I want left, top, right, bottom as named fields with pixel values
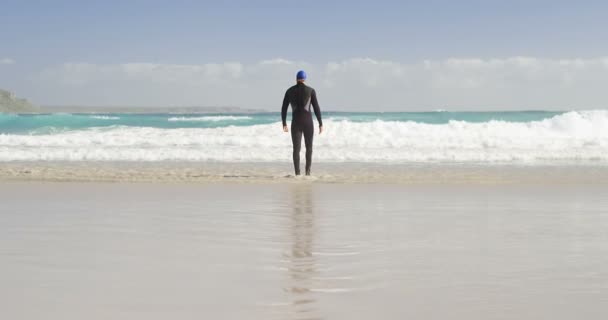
left=167, top=116, right=252, bottom=122
left=1, top=111, right=608, bottom=162
left=90, top=115, right=120, bottom=120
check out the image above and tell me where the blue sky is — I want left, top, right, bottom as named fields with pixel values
left=1, top=0, right=608, bottom=109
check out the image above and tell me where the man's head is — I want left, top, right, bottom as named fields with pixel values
left=296, top=70, right=307, bottom=83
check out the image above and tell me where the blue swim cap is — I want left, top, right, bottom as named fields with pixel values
left=296, top=70, right=307, bottom=80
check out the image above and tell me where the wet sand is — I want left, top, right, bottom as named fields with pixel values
left=1, top=181, right=607, bottom=319
left=2, top=161, right=608, bottom=184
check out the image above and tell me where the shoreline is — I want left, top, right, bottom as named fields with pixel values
left=1, top=161, right=607, bottom=184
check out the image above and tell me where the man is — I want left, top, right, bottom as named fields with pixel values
left=281, top=70, right=323, bottom=176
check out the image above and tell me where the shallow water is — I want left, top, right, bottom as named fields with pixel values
left=1, top=182, right=607, bottom=319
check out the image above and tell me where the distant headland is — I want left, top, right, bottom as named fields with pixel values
left=0, top=89, right=39, bottom=113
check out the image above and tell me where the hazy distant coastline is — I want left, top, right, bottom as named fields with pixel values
left=1, top=88, right=267, bottom=114
left=37, top=105, right=267, bottom=114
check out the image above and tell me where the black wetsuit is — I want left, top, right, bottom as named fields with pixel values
left=281, top=82, right=323, bottom=175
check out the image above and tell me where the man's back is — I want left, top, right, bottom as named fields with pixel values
left=285, top=83, right=313, bottom=113
left=282, top=82, right=322, bottom=126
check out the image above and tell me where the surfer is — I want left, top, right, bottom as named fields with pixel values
left=281, top=70, right=323, bottom=176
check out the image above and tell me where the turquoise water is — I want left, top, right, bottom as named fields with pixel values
left=1, top=110, right=607, bottom=162
left=0, top=111, right=563, bottom=134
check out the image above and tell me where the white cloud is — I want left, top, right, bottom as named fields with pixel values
left=0, top=58, right=15, bottom=65
left=260, top=58, right=293, bottom=65
left=31, top=57, right=608, bottom=110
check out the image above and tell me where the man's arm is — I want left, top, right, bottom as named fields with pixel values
left=281, top=90, right=289, bottom=127
left=311, top=89, right=323, bottom=127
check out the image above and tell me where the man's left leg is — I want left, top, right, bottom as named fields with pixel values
left=291, top=123, right=303, bottom=175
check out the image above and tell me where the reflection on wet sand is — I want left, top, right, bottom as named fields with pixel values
left=3, top=183, right=608, bottom=320
left=286, top=185, right=322, bottom=320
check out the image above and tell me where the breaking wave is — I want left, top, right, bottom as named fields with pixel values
left=1, top=110, right=607, bottom=162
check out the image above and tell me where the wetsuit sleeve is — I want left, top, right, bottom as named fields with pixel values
left=311, top=89, right=323, bottom=126
left=281, top=90, right=289, bottom=126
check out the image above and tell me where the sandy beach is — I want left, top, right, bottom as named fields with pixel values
left=1, top=174, right=607, bottom=319
left=2, top=161, right=608, bottom=184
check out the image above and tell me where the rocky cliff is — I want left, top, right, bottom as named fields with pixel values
left=0, top=89, right=38, bottom=112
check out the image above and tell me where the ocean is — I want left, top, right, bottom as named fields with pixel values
left=1, top=110, right=607, bottom=163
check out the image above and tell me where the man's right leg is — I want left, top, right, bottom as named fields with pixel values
left=291, top=123, right=303, bottom=175
left=303, top=121, right=314, bottom=176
